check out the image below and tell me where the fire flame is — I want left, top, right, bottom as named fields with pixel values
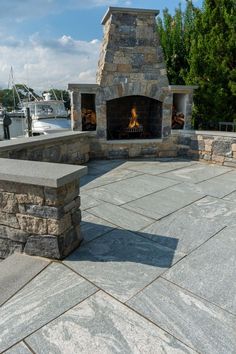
left=128, top=106, right=140, bottom=129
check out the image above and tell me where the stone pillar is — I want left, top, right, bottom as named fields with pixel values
left=162, top=91, right=173, bottom=138
left=70, top=91, right=81, bottom=131
left=184, top=94, right=194, bottom=130
left=0, top=158, right=87, bottom=260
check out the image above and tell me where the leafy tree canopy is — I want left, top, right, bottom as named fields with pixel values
left=157, top=0, right=197, bottom=84
left=187, top=0, right=236, bottom=125
left=157, top=0, right=236, bottom=127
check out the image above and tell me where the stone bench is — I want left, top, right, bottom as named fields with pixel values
left=0, top=158, right=87, bottom=260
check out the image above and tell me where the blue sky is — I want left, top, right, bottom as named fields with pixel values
left=0, top=0, right=203, bottom=91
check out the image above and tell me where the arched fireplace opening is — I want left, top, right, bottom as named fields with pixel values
left=107, top=95, right=162, bottom=140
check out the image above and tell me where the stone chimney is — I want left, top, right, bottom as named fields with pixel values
left=96, top=7, right=169, bottom=90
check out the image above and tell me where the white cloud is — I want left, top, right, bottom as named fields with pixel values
left=0, top=35, right=101, bottom=91
left=0, top=0, right=134, bottom=22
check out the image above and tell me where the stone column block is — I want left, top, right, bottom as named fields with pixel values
left=0, top=158, right=87, bottom=259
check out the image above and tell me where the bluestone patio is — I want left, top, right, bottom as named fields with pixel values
left=0, top=158, right=236, bottom=353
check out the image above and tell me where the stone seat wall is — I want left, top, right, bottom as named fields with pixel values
left=0, top=158, right=87, bottom=260
left=173, top=130, right=236, bottom=167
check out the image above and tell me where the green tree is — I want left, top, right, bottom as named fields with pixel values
left=157, top=1, right=197, bottom=84
left=187, top=0, right=236, bottom=127
left=0, top=89, right=15, bottom=109
left=0, top=85, right=41, bottom=110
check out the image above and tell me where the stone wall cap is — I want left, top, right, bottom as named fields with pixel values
left=102, top=7, right=159, bottom=25
left=169, top=85, right=198, bottom=93
left=172, top=129, right=236, bottom=138
left=68, top=83, right=99, bottom=92
left=0, top=131, right=89, bottom=152
left=0, top=158, right=87, bottom=188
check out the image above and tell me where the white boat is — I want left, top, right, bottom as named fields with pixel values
left=22, top=92, right=71, bottom=135
left=1, top=70, right=72, bottom=138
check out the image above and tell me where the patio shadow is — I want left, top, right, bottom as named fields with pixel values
left=67, top=222, right=180, bottom=269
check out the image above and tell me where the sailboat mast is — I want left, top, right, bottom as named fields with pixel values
left=9, top=67, right=23, bottom=109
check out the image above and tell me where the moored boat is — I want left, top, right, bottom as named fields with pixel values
left=22, top=92, right=71, bottom=135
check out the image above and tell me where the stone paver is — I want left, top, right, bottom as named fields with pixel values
left=164, top=225, right=236, bottom=314
left=118, top=158, right=197, bottom=175
left=64, top=228, right=184, bottom=302
left=85, top=174, right=178, bottom=205
left=196, top=170, right=236, bottom=197
left=161, top=164, right=232, bottom=183
left=80, top=193, right=102, bottom=211
left=0, top=263, right=97, bottom=352
left=139, top=196, right=236, bottom=253
left=1, top=159, right=236, bottom=354
left=81, top=211, right=116, bottom=243
left=88, top=202, right=154, bottom=231
left=123, top=183, right=205, bottom=219
left=0, top=253, right=49, bottom=306
left=4, top=342, right=33, bottom=354
left=26, top=291, right=196, bottom=354
left=128, top=278, right=236, bottom=354
left=81, top=168, right=141, bottom=190
left=223, top=190, right=236, bottom=201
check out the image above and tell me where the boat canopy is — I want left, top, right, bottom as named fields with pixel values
left=24, top=100, right=68, bottom=119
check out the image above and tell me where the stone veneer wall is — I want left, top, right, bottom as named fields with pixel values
left=1, top=129, right=236, bottom=166
left=89, top=130, right=236, bottom=166
left=0, top=159, right=86, bottom=260
left=0, top=131, right=90, bottom=164
left=173, top=130, right=236, bottom=167
left=89, top=136, right=178, bottom=159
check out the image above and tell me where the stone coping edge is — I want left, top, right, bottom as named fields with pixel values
left=0, top=158, right=87, bottom=187
left=0, top=131, right=91, bottom=152
left=169, top=85, right=198, bottom=93
left=172, top=129, right=236, bottom=138
left=68, top=83, right=99, bottom=91
left=102, top=7, right=159, bottom=24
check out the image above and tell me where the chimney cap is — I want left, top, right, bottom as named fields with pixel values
left=102, top=7, right=159, bottom=25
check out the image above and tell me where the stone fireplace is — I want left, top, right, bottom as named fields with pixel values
left=107, top=95, right=162, bottom=140
left=68, top=7, right=196, bottom=158
left=69, top=7, right=171, bottom=138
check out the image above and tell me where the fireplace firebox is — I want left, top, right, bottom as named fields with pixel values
left=107, top=95, right=162, bottom=140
